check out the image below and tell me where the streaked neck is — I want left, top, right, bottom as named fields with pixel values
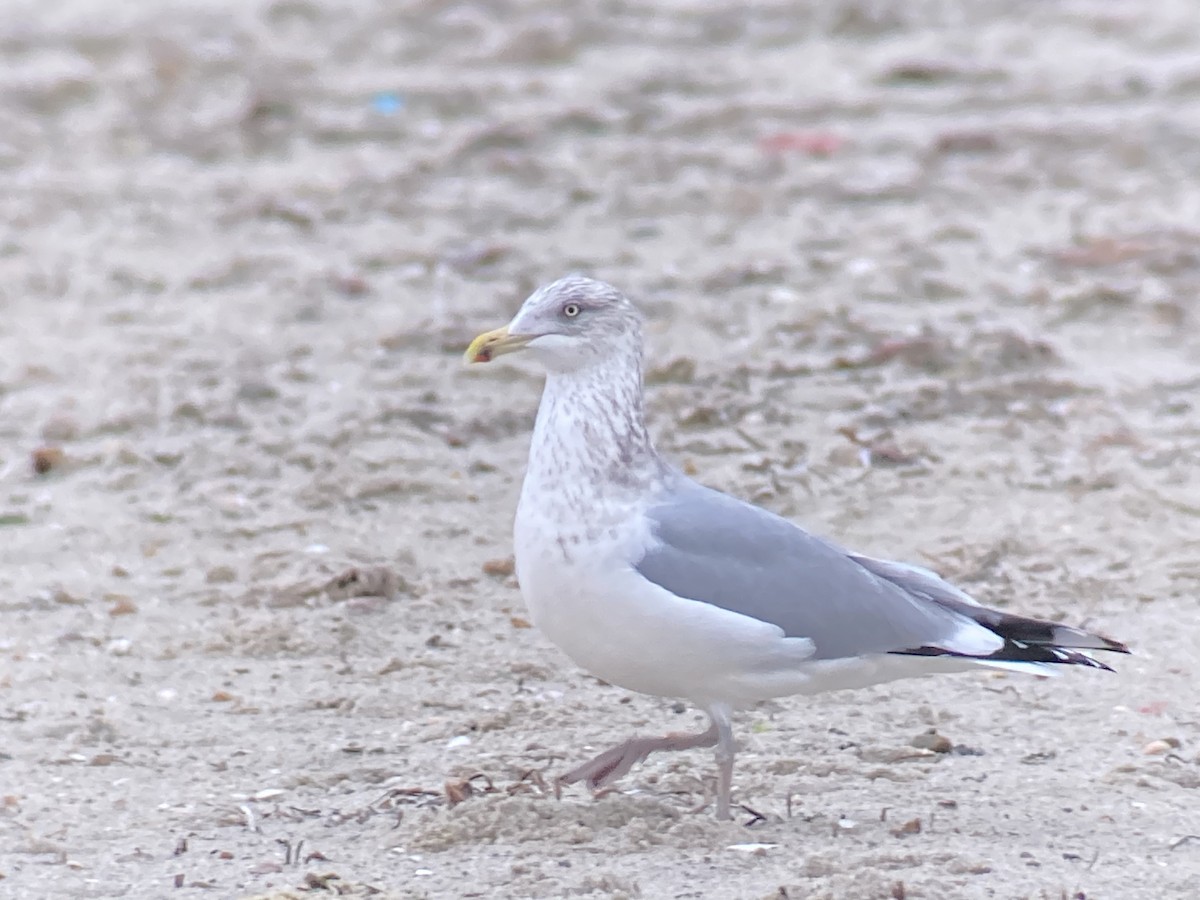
left=525, top=346, right=662, bottom=502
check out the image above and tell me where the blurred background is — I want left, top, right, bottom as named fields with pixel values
left=1, top=1, right=1198, bottom=898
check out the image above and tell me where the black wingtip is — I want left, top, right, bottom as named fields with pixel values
left=1067, top=649, right=1117, bottom=672
left=894, top=639, right=1123, bottom=671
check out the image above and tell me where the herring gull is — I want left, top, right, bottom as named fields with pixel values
left=464, top=275, right=1128, bottom=820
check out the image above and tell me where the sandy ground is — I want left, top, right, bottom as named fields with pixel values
left=2, top=1, right=1200, bottom=897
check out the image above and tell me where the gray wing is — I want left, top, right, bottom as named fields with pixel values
left=634, top=476, right=980, bottom=661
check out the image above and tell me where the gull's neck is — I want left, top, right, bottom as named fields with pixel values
left=522, top=343, right=665, bottom=517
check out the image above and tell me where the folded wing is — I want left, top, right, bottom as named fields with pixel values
left=634, top=475, right=1127, bottom=669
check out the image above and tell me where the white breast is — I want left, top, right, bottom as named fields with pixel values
left=514, top=498, right=820, bottom=705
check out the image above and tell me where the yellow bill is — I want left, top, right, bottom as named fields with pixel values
left=464, top=325, right=533, bottom=364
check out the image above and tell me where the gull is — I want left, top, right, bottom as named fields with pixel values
left=464, top=275, right=1128, bottom=820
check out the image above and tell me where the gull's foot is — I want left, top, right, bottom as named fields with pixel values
left=555, top=724, right=721, bottom=800
left=556, top=738, right=653, bottom=794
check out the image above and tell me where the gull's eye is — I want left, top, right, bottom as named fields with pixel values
left=562, top=302, right=581, bottom=318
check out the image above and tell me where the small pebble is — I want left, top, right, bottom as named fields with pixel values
left=53, top=588, right=86, bottom=606
left=106, top=595, right=138, bottom=617
left=1142, top=738, right=1181, bottom=755
left=482, top=557, right=515, bottom=578
left=32, top=446, right=65, bottom=475
left=911, top=729, right=953, bottom=753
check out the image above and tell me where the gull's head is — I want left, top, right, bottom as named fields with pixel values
left=464, top=275, right=641, bottom=373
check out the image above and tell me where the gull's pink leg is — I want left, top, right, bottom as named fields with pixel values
left=556, top=719, right=719, bottom=795
left=710, top=704, right=736, bottom=821
left=557, top=704, right=742, bottom=820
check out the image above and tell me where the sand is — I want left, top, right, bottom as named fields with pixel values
left=2, top=1, right=1199, bottom=897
